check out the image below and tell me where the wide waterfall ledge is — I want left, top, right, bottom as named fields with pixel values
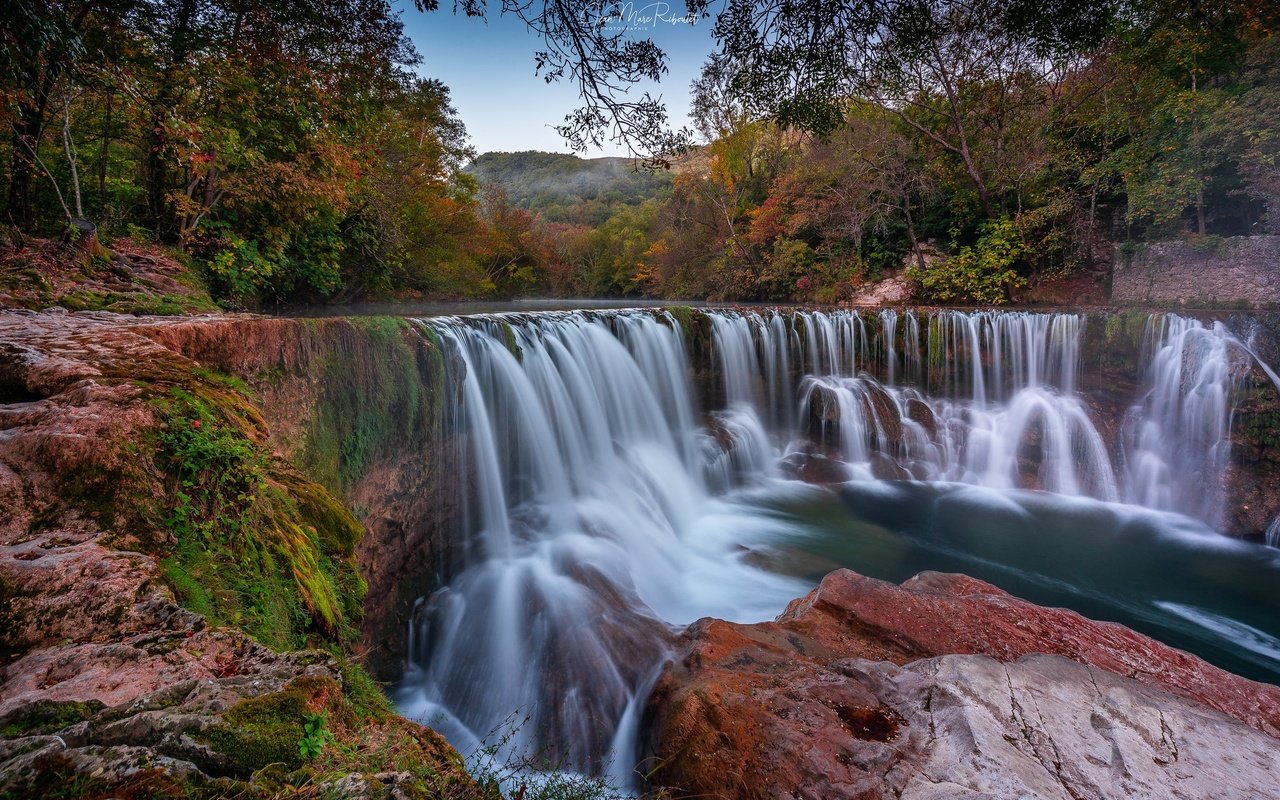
left=389, top=307, right=1280, bottom=788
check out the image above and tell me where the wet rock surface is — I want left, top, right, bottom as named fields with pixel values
left=0, top=310, right=476, bottom=797
left=137, top=315, right=463, bottom=679
left=644, top=569, right=1280, bottom=799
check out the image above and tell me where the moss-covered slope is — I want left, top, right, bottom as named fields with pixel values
left=0, top=309, right=479, bottom=798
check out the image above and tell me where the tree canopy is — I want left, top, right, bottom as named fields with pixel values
left=1, top=0, right=1276, bottom=306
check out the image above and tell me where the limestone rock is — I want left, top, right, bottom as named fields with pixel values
left=644, top=569, right=1280, bottom=798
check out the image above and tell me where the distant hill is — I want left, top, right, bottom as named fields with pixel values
left=465, top=151, right=673, bottom=215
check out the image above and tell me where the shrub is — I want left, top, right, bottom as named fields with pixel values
left=910, top=217, right=1028, bottom=305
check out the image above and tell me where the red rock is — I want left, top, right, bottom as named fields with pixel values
left=644, top=568, right=1280, bottom=798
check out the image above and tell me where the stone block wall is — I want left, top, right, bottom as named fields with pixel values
left=1112, top=235, right=1280, bottom=308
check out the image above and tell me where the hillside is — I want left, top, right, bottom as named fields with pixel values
left=465, top=151, right=672, bottom=222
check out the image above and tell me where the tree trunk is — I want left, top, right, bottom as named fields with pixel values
left=7, top=108, right=40, bottom=229
left=146, top=0, right=198, bottom=238
left=903, top=197, right=927, bottom=271
left=5, top=3, right=93, bottom=229
left=98, top=88, right=113, bottom=204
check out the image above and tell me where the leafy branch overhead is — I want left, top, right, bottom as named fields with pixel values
left=1, top=0, right=1277, bottom=307
left=414, top=0, right=700, bottom=164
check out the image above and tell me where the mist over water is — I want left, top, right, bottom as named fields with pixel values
left=394, top=307, right=1280, bottom=785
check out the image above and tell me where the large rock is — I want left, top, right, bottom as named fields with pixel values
left=0, top=310, right=477, bottom=797
left=643, top=569, right=1280, bottom=798
left=135, top=315, right=462, bottom=679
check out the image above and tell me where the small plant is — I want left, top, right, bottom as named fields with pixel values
left=298, top=712, right=333, bottom=759
left=458, top=713, right=632, bottom=800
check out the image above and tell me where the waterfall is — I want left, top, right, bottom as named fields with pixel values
left=396, top=306, right=1279, bottom=786
left=1122, top=316, right=1253, bottom=527
left=396, top=311, right=808, bottom=781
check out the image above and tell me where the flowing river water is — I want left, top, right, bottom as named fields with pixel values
left=391, top=308, right=1280, bottom=786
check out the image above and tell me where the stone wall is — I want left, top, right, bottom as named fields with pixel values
left=1112, top=235, right=1280, bottom=307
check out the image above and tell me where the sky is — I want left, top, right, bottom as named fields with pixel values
left=398, top=2, right=716, bottom=157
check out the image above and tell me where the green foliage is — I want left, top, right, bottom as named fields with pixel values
left=153, top=381, right=364, bottom=650
left=465, top=152, right=672, bottom=218
left=204, top=235, right=278, bottom=304
left=910, top=218, right=1028, bottom=305
left=5, top=0, right=1276, bottom=308
left=339, top=662, right=395, bottom=722
left=157, top=388, right=263, bottom=546
left=298, top=712, right=333, bottom=759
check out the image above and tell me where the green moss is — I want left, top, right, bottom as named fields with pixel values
left=0, top=267, right=53, bottom=306
left=190, top=365, right=250, bottom=394
left=927, top=314, right=944, bottom=371
left=201, top=680, right=321, bottom=774
left=59, top=289, right=110, bottom=311
left=418, top=324, right=449, bottom=438
left=350, top=315, right=410, bottom=336
left=663, top=306, right=694, bottom=338
left=254, top=364, right=288, bottom=388
left=0, top=700, right=105, bottom=739
left=153, top=380, right=365, bottom=650
left=300, top=319, right=439, bottom=495
left=339, top=662, right=394, bottom=722
left=49, top=285, right=218, bottom=317
left=1235, top=409, right=1280, bottom=449
left=498, top=321, right=522, bottom=361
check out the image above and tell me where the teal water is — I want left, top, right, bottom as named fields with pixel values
left=748, top=480, right=1280, bottom=685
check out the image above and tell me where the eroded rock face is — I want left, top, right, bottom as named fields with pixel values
left=644, top=569, right=1280, bottom=799
left=136, top=316, right=462, bottom=679
left=0, top=310, right=476, bottom=797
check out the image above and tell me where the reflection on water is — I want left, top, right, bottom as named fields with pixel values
left=759, top=480, right=1280, bottom=684
left=281, top=297, right=706, bottom=318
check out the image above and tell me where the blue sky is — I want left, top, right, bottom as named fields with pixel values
left=398, top=2, right=715, bottom=157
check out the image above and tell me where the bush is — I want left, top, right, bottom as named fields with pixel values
left=910, top=217, right=1027, bottom=305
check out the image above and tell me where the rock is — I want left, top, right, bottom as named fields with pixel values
left=869, top=452, right=909, bottom=481
left=0, top=310, right=477, bottom=797
left=644, top=569, right=1280, bottom=798
left=134, top=314, right=463, bottom=679
left=779, top=451, right=851, bottom=485
left=849, top=275, right=916, bottom=308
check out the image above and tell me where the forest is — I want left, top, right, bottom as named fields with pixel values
left=1, top=0, right=1277, bottom=306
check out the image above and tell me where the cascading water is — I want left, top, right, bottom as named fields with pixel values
left=396, top=311, right=809, bottom=783
left=1123, top=316, right=1254, bottom=527
left=396, top=306, right=1280, bottom=788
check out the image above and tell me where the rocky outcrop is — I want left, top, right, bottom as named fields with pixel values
left=848, top=274, right=915, bottom=308
left=644, top=569, right=1280, bottom=799
left=0, top=237, right=220, bottom=315
left=0, top=310, right=476, bottom=798
left=135, top=315, right=463, bottom=679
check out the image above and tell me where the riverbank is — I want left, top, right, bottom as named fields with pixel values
left=0, top=310, right=480, bottom=798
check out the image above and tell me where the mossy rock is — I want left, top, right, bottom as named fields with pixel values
left=0, top=700, right=105, bottom=739
left=498, top=321, right=522, bottom=361
left=202, top=676, right=339, bottom=775
left=299, top=318, right=439, bottom=495
left=151, top=373, right=366, bottom=650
